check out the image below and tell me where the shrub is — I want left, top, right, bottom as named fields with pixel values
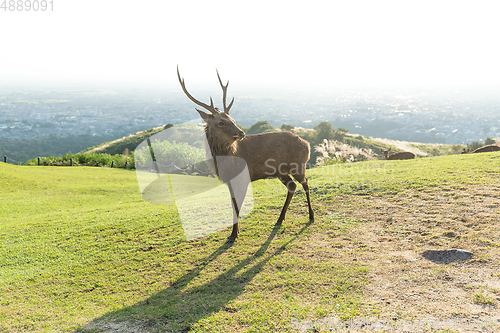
left=246, top=121, right=275, bottom=134
left=26, top=153, right=134, bottom=169
left=134, top=141, right=205, bottom=169
left=315, top=139, right=376, bottom=166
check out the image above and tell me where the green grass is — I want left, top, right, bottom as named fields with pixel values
left=473, top=293, right=496, bottom=306
left=1, top=152, right=500, bottom=332
left=307, top=153, right=500, bottom=198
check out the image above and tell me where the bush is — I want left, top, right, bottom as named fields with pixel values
left=315, top=139, right=376, bottom=166
left=26, top=153, right=134, bottom=169
left=485, top=137, right=497, bottom=145
left=246, top=121, right=275, bottom=135
left=134, top=141, right=205, bottom=169
left=280, top=124, right=294, bottom=132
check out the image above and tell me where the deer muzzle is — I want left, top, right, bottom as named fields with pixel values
left=234, top=131, right=245, bottom=141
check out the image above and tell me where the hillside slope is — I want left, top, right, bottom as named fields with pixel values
left=1, top=152, right=500, bottom=331
left=81, top=123, right=466, bottom=162
left=83, top=125, right=171, bottom=155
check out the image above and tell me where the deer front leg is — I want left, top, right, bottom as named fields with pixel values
left=226, top=184, right=240, bottom=243
left=227, top=221, right=239, bottom=243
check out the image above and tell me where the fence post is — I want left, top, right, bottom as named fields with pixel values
left=124, top=161, right=128, bottom=169
left=38, top=157, right=41, bottom=166
left=3, top=156, right=6, bottom=163
left=70, top=158, right=73, bottom=166
left=111, top=161, right=114, bottom=168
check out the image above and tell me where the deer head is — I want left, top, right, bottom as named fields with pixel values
left=177, top=66, right=245, bottom=150
left=380, top=147, right=415, bottom=160
left=380, top=148, right=391, bottom=159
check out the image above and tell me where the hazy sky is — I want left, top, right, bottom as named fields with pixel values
left=1, top=0, right=499, bottom=88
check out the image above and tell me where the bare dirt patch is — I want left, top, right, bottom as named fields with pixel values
left=324, top=183, right=500, bottom=329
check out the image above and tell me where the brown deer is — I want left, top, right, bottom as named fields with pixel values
left=471, top=144, right=500, bottom=153
left=380, top=148, right=415, bottom=160
left=177, top=66, right=314, bottom=242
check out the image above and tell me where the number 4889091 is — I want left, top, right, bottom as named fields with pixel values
left=1, top=0, right=54, bottom=11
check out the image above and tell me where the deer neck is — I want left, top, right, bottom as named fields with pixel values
left=205, top=126, right=238, bottom=157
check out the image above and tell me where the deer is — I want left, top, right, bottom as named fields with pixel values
left=177, top=66, right=314, bottom=243
left=471, top=144, right=500, bottom=154
left=380, top=148, right=415, bottom=160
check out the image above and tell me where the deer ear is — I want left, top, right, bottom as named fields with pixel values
left=196, top=108, right=213, bottom=123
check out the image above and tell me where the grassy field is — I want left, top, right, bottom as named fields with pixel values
left=1, top=152, right=500, bottom=332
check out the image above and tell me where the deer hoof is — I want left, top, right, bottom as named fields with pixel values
left=226, top=236, right=236, bottom=244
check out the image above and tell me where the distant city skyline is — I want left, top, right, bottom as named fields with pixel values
left=1, top=84, right=499, bottom=145
left=1, top=0, right=500, bottom=88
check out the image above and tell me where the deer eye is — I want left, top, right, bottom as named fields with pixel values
left=218, top=121, right=225, bottom=126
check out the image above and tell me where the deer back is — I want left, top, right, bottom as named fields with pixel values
left=472, top=145, right=500, bottom=153
left=387, top=151, right=415, bottom=160
left=236, top=131, right=310, bottom=181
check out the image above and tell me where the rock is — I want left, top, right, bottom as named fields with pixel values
left=421, top=249, right=473, bottom=264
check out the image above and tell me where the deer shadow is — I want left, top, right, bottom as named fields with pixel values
left=77, top=221, right=312, bottom=332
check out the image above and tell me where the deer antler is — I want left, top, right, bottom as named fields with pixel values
left=177, top=65, right=219, bottom=114
left=216, top=69, right=234, bottom=114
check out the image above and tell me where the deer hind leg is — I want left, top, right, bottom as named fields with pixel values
left=292, top=172, right=315, bottom=223
left=277, top=175, right=296, bottom=224
left=301, top=178, right=314, bottom=223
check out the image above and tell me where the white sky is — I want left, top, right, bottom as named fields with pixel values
left=1, top=0, right=500, bottom=88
